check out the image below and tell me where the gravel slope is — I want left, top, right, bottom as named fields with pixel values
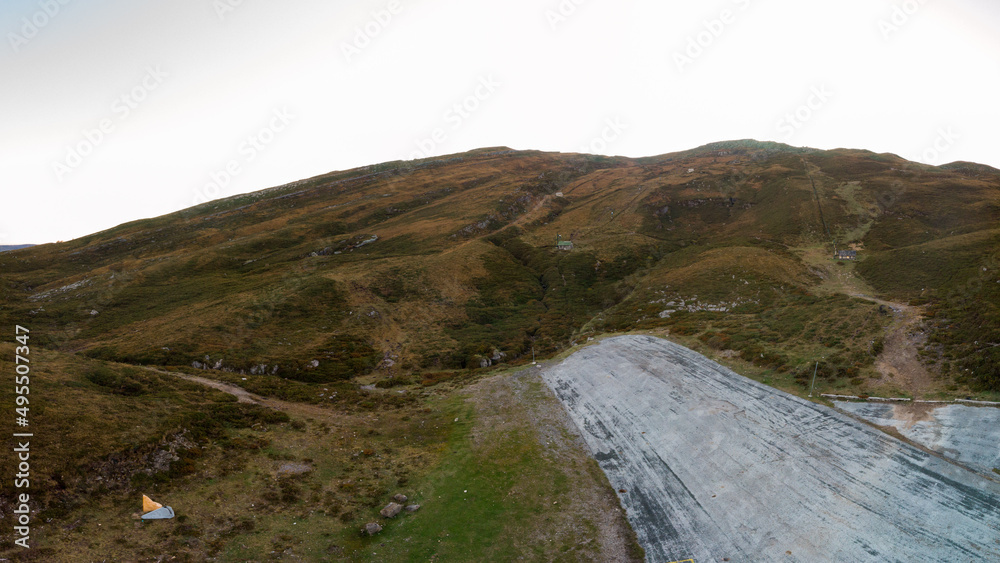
left=541, top=335, right=1000, bottom=562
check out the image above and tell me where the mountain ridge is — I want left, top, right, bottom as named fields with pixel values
left=2, top=140, right=997, bottom=394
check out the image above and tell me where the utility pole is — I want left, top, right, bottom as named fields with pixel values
left=808, top=361, right=819, bottom=397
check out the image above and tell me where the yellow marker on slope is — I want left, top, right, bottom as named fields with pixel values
left=142, top=495, right=163, bottom=513
left=140, top=495, right=176, bottom=520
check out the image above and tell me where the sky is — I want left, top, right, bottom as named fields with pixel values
left=2, top=0, right=999, bottom=245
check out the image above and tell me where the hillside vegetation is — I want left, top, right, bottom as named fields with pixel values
left=2, top=140, right=998, bottom=559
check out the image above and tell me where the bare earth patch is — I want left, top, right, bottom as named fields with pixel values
left=868, top=301, right=936, bottom=397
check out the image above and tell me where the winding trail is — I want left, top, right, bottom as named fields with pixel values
left=155, top=369, right=262, bottom=404
left=542, top=334, right=1000, bottom=562
left=146, top=367, right=373, bottom=425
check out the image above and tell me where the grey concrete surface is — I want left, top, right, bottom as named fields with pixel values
left=836, top=401, right=1000, bottom=478
left=541, top=335, right=1000, bottom=562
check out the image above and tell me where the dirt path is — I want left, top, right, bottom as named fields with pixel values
left=845, top=295, right=935, bottom=397
left=795, top=239, right=937, bottom=398
left=148, top=367, right=377, bottom=426
left=149, top=368, right=262, bottom=404
left=510, top=193, right=555, bottom=227
left=873, top=304, right=934, bottom=397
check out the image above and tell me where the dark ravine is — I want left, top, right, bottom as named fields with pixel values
left=542, top=335, right=1000, bottom=562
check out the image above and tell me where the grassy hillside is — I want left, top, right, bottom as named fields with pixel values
left=2, top=140, right=999, bottom=559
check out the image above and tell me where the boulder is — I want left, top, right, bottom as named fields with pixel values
left=276, top=462, right=312, bottom=476
left=404, top=504, right=420, bottom=513
left=364, top=522, right=382, bottom=536
left=393, top=494, right=408, bottom=504
left=379, top=502, right=403, bottom=518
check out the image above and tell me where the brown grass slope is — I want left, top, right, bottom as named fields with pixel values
left=1, top=141, right=998, bottom=389
left=2, top=140, right=1000, bottom=559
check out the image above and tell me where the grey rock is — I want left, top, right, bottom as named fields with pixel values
left=276, top=462, right=312, bottom=476
left=364, top=522, right=382, bottom=535
left=148, top=449, right=179, bottom=473
left=392, top=494, right=408, bottom=503
left=404, top=504, right=420, bottom=513
left=379, top=502, right=403, bottom=518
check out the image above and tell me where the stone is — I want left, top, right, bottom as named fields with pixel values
left=364, top=522, right=382, bottom=535
left=404, top=504, right=420, bottom=513
left=393, top=494, right=408, bottom=503
left=276, top=462, right=312, bottom=476
left=379, top=502, right=403, bottom=518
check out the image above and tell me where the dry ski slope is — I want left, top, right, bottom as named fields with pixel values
left=541, top=335, right=1000, bottom=562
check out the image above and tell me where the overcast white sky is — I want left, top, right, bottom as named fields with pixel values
left=2, top=0, right=998, bottom=245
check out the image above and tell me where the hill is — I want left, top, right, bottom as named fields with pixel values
left=1, top=140, right=998, bottom=559
left=4, top=141, right=997, bottom=391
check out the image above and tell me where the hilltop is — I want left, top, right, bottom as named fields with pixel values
left=1, top=140, right=998, bottom=559
left=3, top=141, right=997, bottom=391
